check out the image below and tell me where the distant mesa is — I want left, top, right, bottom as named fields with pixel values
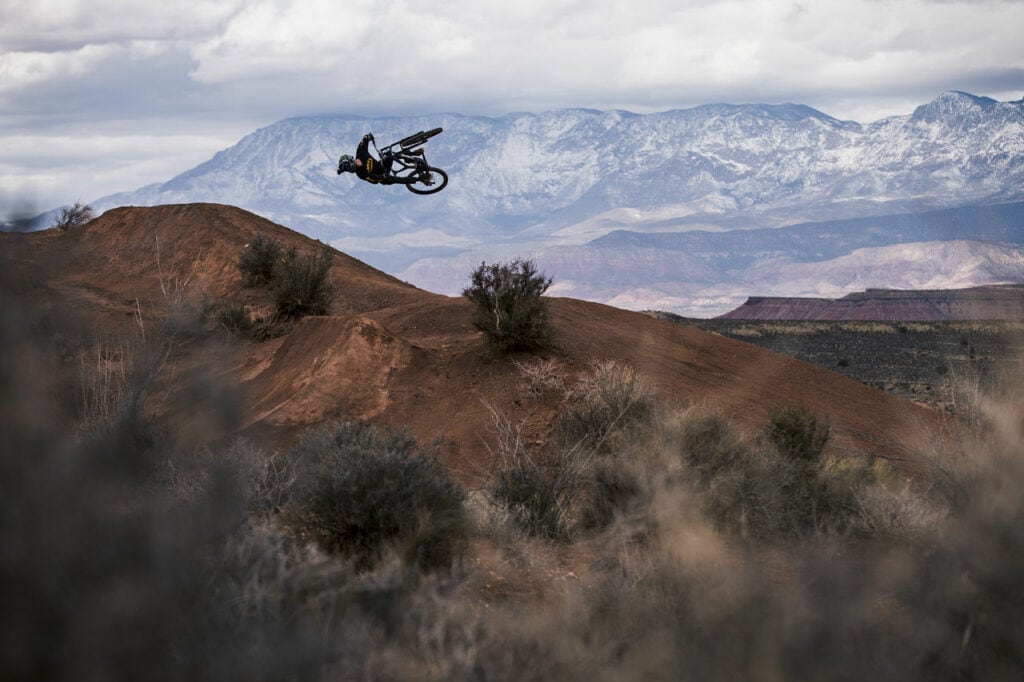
left=718, top=284, right=1024, bottom=321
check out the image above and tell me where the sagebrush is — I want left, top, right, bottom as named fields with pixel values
left=52, top=201, right=94, bottom=230
left=214, top=302, right=253, bottom=337
left=238, top=234, right=283, bottom=287
left=463, top=258, right=553, bottom=352
left=555, top=360, right=656, bottom=452
left=767, top=406, right=831, bottom=463
left=272, top=247, right=335, bottom=319
left=287, top=421, right=468, bottom=570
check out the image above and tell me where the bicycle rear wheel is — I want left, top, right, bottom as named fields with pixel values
left=406, top=166, right=448, bottom=195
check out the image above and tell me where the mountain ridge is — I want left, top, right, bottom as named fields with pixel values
left=83, top=91, right=1024, bottom=315
left=95, top=91, right=1024, bottom=232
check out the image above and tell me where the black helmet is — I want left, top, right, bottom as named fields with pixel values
left=337, top=154, right=356, bottom=174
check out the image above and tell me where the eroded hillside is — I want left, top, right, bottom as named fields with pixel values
left=2, top=203, right=946, bottom=474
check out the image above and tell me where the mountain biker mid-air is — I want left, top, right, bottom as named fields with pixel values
left=337, top=133, right=423, bottom=185
left=336, top=128, right=448, bottom=194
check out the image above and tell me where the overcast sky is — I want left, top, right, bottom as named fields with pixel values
left=2, top=0, right=1022, bottom=218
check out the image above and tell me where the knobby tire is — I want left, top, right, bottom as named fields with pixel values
left=406, top=166, right=448, bottom=195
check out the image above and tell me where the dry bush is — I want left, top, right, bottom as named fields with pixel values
left=214, top=302, right=254, bottom=337
left=0, top=299, right=324, bottom=680
left=481, top=400, right=587, bottom=540
left=676, top=409, right=749, bottom=483
left=491, top=462, right=567, bottom=540
left=633, top=405, right=870, bottom=541
left=883, top=375, right=1024, bottom=680
left=706, top=448, right=862, bottom=540
left=287, top=421, right=468, bottom=571
left=456, top=382, right=1024, bottom=680
left=555, top=360, right=657, bottom=452
left=2, top=297, right=483, bottom=680
left=513, top=357, right=564, bottom=398
left=162, top=294, right=213, bottom=340
left=75, top=341, right=132, bottom=431
left=144, top=238, right=217, bottom=341
left=220, top=440, right=296, bottom=516
left=854, top=477, right=946, bottom=539
left=238, top=233, right=283, bottom=287
left=71, top=329, right=175, bottom=451
left=576, top=458, right=647, bottom=533
left=766, top=405, right=831, bottom=464
left=484, top=364, right=660, bottom=538
left=463, top=258, right=553, bottom=353
left=273, top=247, right=335, bottom=319
left=52, top=201, right=94, bottom=230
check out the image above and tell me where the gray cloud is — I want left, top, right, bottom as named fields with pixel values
left=0, top=1, right=243, bottom=51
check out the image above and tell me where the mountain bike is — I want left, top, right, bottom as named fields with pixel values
left=372, top=128, right=449, bottom=195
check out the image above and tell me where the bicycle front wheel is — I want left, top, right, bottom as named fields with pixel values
left=406, top=166, right=448, bottom=195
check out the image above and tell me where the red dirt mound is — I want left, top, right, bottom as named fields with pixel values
left=2, top=204, right=945, bottom=479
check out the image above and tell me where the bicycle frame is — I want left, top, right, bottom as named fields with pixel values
left=370, top=128, right=442, bottom=177
left=363, top=128, right=447, bottom=194
left=375, top=143, right=428, bottom=182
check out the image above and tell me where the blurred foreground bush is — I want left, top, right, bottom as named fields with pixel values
left=287, top=421, right=469, bottom=571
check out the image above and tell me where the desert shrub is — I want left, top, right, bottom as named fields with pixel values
left=767, top=406, right=831, bottom=464
left=664, top=408, right=861, bottom=539
left=699, top=447, right=860, bottom=539
left=889, top=387, right=1024, bottom=680
left=555, top=361, right=656, bottom=452
left=460, top=411, right=1024, bottom=681
left=214, top=302, right=253, bottom=337
left=238, top=234, right=283, bottom=287
left=273, top=247, right=334, bottom=319
left=287, top=421, right=468, bottom=571
left=221, top=440, right=296, bottom=516
left=0, top=299, right=342, bottom=680
left=462, top=258, right=553, bottom=353
left=491, top=462, right=566, bottom=540
left=483, top=400, right=583, bottom=540
left=513, top=357, right=564, bottom=398
left=678, top=411, right=748, bottom=483
left=52, top=201, right=94, bottom=230
left=577, top=460, right=645, bottom=532
left=485, top=389, right=651, bottom=538
left=163, top=293, right=214, bottom=341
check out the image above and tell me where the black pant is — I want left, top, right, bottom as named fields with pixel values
left=374, top=155, right=417, bottom=185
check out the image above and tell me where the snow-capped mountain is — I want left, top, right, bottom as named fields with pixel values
left=94, top=91, right=1024, bottom=315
